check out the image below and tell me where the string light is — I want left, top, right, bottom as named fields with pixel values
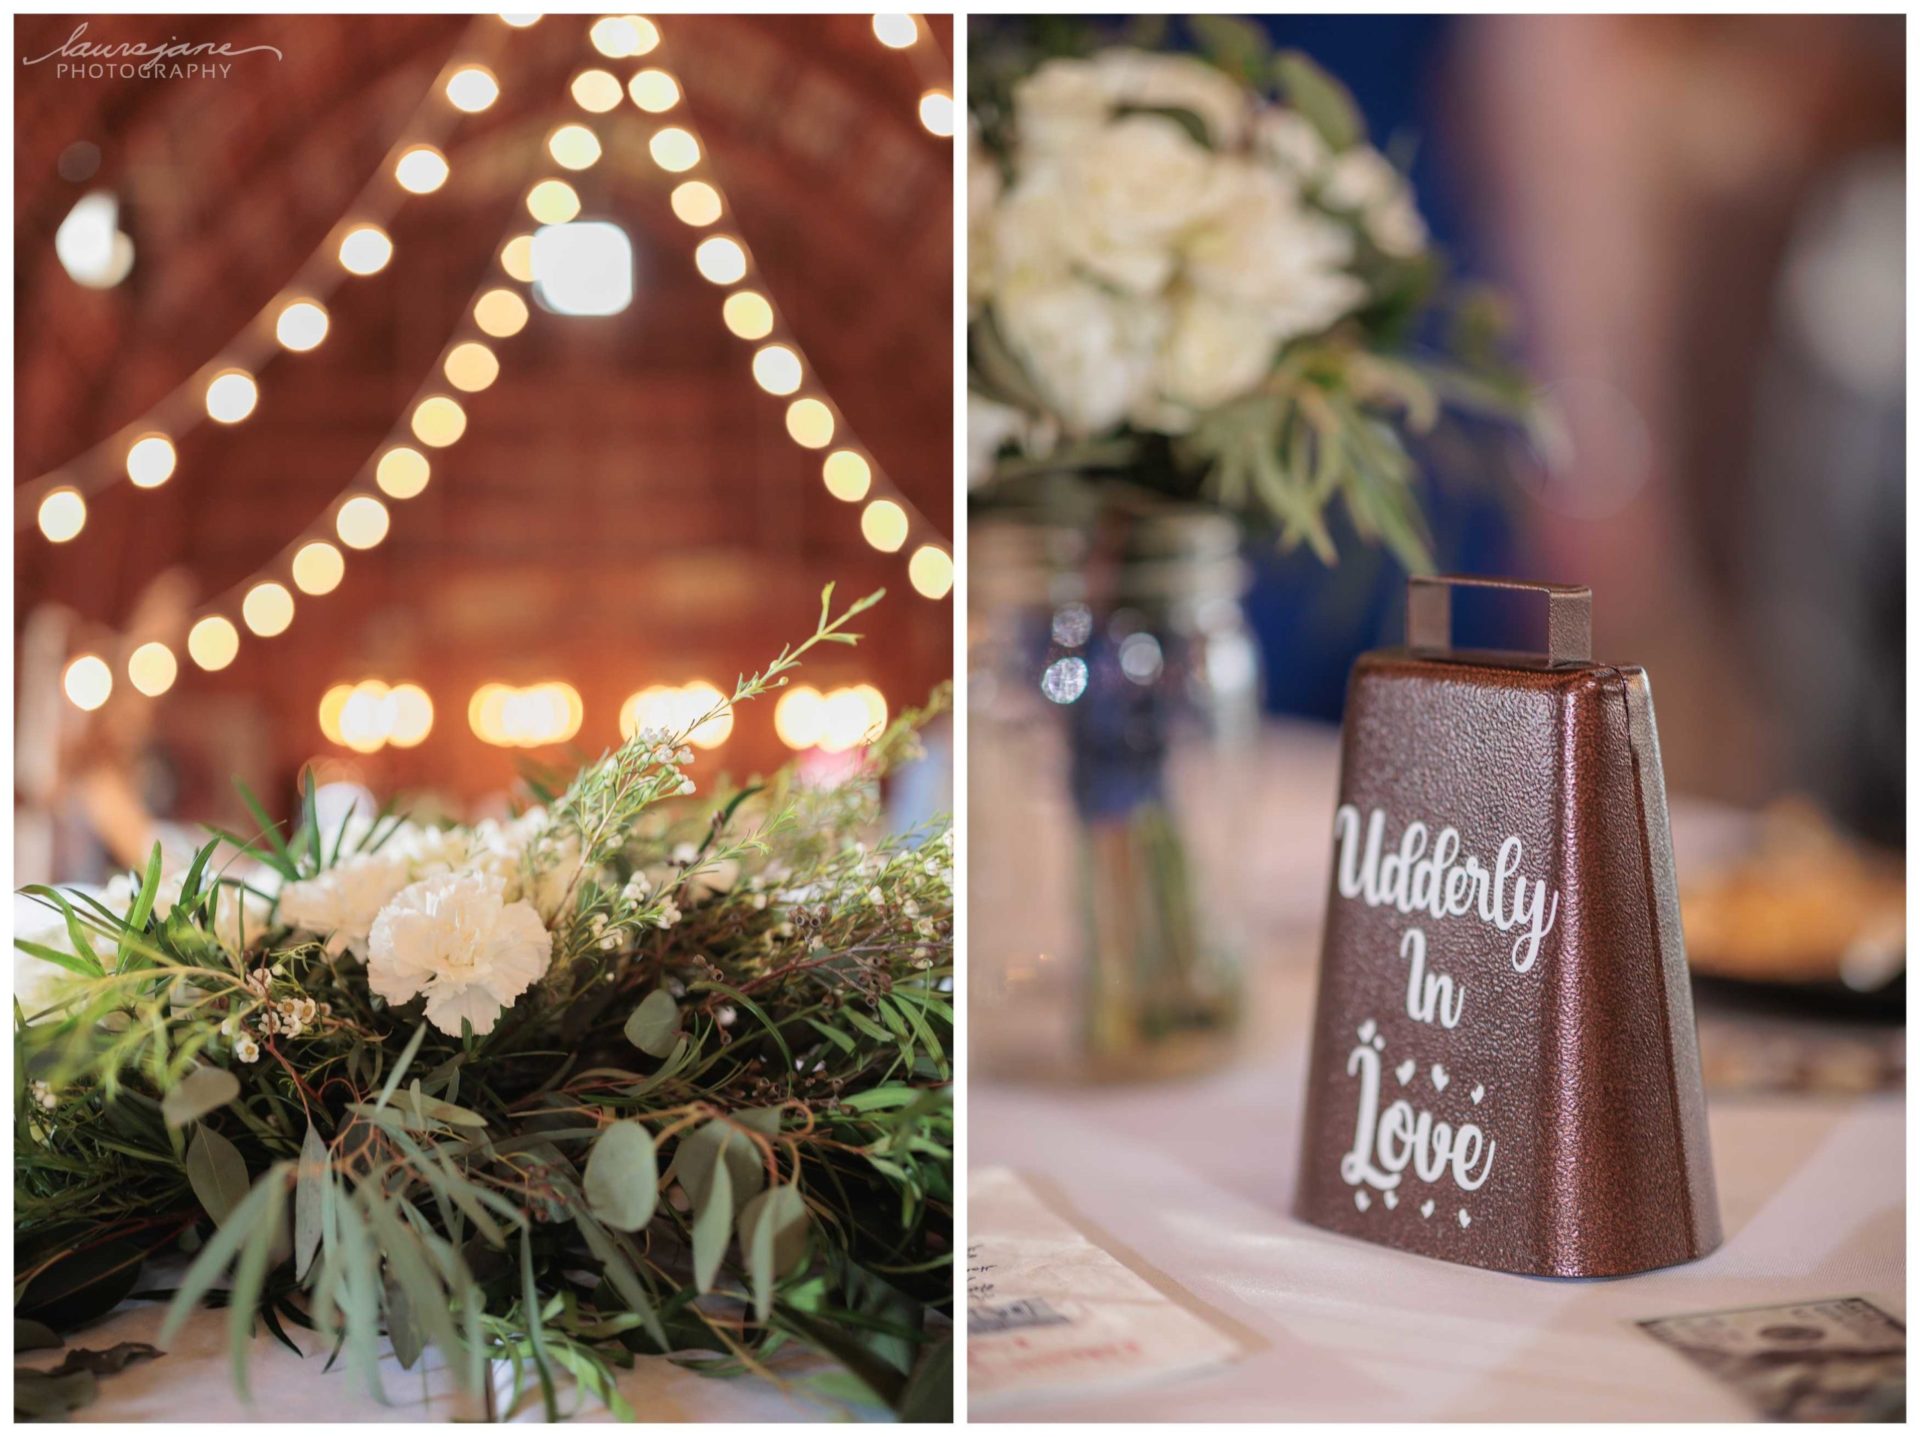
left=693, top=235, right=746, bottom=284
left=204, top=369, right=258, bottom=424
left=785, top=398, right=834, bottom=448
left=670, top=181, right=721, bottom=226
left=619, top=681, right=733, bottom=749
left=63, top=655, right=113, bottom=711
left=499, top=14, right=542, bottom=28
left=722, top=291, right=774, bottom=340
left=526, top=178, right=581, bottom=224
left=444, top=341, right=500, bottom=392
left=25, top=23, right=510, bottom=528
left=127, top=641, right=178, bottom=697
left=242, top=582, right=296, bottom=637
left=571, top=69, right=624, bottom=113
left=274, top=299, right=330, bottom=352
left=861, top=499, right=909, bottom=552
left=822, top=450, right=872, bottom=502
left=751, top=345, right=803, bottom=396
left=648, top=127, right=700, bottom=172
left=628, top=69, right=680, bottom=112
left=590, top=14, right=659, bottom=58
left=908, top=544, right=954, bottom=599
left=335, top=495, right=392, bottom=549
left=125, top=434, right=176, bottom=489
left=469, top=681, right=583, bottom=747
left=291, top=540, right=346, bottom=595
left=918, top=89, right=956, bottom=138
left=629, top=24, right=951, bottom=595
left=547, top=124, right=602, bottom=170
left=338, top=224, right=393, bottom=276
left=187, top=616, right=240, bottom=671
left=774, top=683, right=888, bottom=751
left=376, top=446, right=431, bottom=500
left=500, top=235, right=536, bottom=282
left=394, top=144, right=451, bottom=195
left=410, top=396, right=468, bottom=447
left=445, top=66, right=500, bottom=112
left=38, top=488, right=86, bottom=542
left=872, top=14, right=918, bottom=49
left=322, top=679, right=433, bottom=751
left=475, top=288, right=530, bottom=338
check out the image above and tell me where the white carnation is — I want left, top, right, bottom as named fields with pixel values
left=367, top=871, right=551, bottom=1037
left=276, top=849, right=414, bottom=957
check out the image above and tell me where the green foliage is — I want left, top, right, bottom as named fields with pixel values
left=14, top=591, right=953, bottom=1421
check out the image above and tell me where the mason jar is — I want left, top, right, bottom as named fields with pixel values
left=969, top=504, right=1262, bottom=1082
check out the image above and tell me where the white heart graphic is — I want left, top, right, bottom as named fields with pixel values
left=1383, top=1190, right=1398, bottom=1210
left=1471, top=1083, right=1485, bottom=1105
left=1396, top=1059, right=1416, bottom=1085
left=1457, top=1209, right=1472, bottom=1228
left=1419, top=1200, right=1435, bottom=1219
left=1372, top=1034, right=1386, bottom=1050
left=1354, top=1190, right=1372, bottom=1212
left=1357, top=1019, right=1377, bottom=1044
left=1430, top=1064, right=1450, bottom=1092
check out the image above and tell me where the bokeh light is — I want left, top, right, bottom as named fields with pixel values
left=125, top=434, right=176, bottom=489
left=338, top=224, right=393, bottom=275
left=204, top=369, right=258, bottom=424
left=335, top=495, right=392, bottom=549
left=822, top=450, right=872, bottom=502
left=242, top=581, right=296, bottom=637
left=292, top=540, right=346, bottom=595
left=376, top=446, right=431, bottom=500
left=722, top=290, right=774, bottom=340
left=411, top=395, right=468, bottom=448
left=38, top=488, right=86, bottom=542
left=394, top=145, right=450, bottom=194
left=274, top=300, right=329, bottom=352
left=861, top=498, right=909, bottom=552
left=127, top=641, right=178, bottom=697
left=63, top=655, right=113, bottom=711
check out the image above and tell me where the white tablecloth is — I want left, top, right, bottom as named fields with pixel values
left=970, top=957, right=1905, bottom=1422
left=18, top=1296, right=876, bottom=1422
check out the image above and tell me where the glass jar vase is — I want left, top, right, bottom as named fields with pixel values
left=969, top=504, right=1262, bottom=1082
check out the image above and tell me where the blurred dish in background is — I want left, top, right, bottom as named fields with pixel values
left=1681, top=796, right=1904, bottom=995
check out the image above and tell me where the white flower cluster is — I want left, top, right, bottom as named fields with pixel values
left=222, top=966, right=327, bottom=1062
left=277, top=810, right=572, bottom=1037
left=972, top=48, right=1428, bottom=457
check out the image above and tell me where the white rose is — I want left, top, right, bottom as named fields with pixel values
left=994, top=274, right=1164, bottom=437
left=1010, top=57, right=1111, bottom=158
left=1320, top=146, right=1403, bottom=213
left=1055, top=115, right=1223, bottom=295
left=1088, top=49, right=1250, bottom=148
left=1152, top=291, right=1284, bottom=418
left=1185, top=161, right=1366, bottom=347
left=367, top=871, right=552, bottom=1037
left=1257, top=107, right=1330, bottom=178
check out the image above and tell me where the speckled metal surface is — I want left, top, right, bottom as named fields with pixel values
left=1294, top=583, right=1722, bottom=1278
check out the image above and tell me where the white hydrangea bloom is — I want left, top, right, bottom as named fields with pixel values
left=367, top=871, right=552, bottom=1037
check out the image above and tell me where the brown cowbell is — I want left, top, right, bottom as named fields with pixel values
left=1295, top=576, right=1722, bottom=1277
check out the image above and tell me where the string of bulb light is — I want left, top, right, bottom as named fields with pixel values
left=306, top=675, right=887, bottom=755
left=868, top=14, right=957, bottom=139
left=22, top=16, right=513, bottom=541
left=631, top=15, right=954, bottom=601
left=58, top=19, right=553, bottom=716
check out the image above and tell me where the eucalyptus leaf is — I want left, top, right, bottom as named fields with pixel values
left=690, top=1158, right=733, bottom=1294
left=622, top=990, right=680, bottom=1058
left=739, top=1183, right=810, bottom=1322
left=582, top=1121, right=659, bottom=1233
left=161, top=1065, right=240, bottom=1129
left=185, top=1126, right=250, bottom=1227
left=293, top=1123, right=327, bottom=1281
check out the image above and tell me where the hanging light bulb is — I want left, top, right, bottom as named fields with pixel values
left=125, top=434, right=177, bottom=489
left=336, top=496, right=392, bottom=549
left=908, top=544, right=954, bottom=599
left=445, top=66, right=500, bottom=112
left=376, top=446, right=431, bottom=500
left=63, top=655, right=113, bottom=711
left=242, top=582, right=296, bottom=637
left=188, top=615, right=240, bottom=671
left=338, top=224, right=393, bottom=275
left=410, top=396, right=468, bottom=447
left=126, top=641, right=178, bottom=697
left=204, top=369, right=258, bottom=424
left=291, top=540, right=346, bottom=595
left=395, top=145, right=451, bottom=194
left=274, top=299, right=329, bottom=352
left=38, top=487, right=86, bottom=542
